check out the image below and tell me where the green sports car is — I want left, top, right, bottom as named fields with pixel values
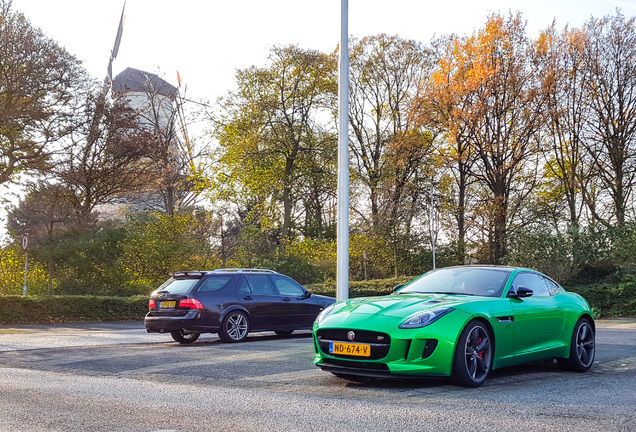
left=312, top=265, right=595, bottom=387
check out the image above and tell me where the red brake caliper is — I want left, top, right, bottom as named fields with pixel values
left=477, top=337, right=484, bottom=359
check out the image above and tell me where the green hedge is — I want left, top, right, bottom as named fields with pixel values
left=0, top=295, right=148, bottom=324
left=567, top=284, right=636, bottom=318
left=307, top=276, right=415, bottom=298
left=0, top=274, right=633, bottom=325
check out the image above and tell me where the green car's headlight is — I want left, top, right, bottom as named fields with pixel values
left=315, top=303, right=336, bottom=325
left=399, top=308, right=454, bottom=329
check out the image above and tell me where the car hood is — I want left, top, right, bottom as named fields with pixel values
left=312, top=294, right=336, bottom=306
left=322, top=293, right=476, bottom=326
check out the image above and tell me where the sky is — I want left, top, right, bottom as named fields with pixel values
left=9, top=0, right=636, bottom=104
left=2, top=0, right=636, bottom=242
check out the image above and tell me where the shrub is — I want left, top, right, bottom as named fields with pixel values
left=0, top=247, right=49, bottom=296
left=0, top=295, right=149, bottom=324
left=307, top=276, right=415, bottom=298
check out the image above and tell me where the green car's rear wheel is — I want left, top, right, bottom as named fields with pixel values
left=558, top=318, right=595, bottom=371
left=452, top=320, right=493, bottom=387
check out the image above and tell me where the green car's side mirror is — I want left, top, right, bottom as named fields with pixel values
left=508, top=285, right=533, bottom=299
left=393, top=284, right=404, bottom=293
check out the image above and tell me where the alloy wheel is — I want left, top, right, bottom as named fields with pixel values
left=464, top=325, right=492, bottom=382
left=225, top=312, right=248, bottom=341
left=575, top=321, right=595, bottom=368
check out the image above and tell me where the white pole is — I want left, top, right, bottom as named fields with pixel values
left=336, top=0, right=350, bottom=301
left=23, top=250, right=28, bottom=296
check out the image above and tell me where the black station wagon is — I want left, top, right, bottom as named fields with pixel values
left=144, top=269, right=335, bottom=343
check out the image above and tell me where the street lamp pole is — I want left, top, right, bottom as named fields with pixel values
left=336, top=0, right=350, bottom=301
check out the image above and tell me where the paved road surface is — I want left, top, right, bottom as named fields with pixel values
left=0, top=320, right=634, bottom=432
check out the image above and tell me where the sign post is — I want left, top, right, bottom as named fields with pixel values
left=21, top=233, right=29, bottom=296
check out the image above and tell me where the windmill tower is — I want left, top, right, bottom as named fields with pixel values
left=94, top=3, right=193, bottom=216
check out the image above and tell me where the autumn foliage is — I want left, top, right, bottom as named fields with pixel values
left=2, top=4, right=636, bottom=297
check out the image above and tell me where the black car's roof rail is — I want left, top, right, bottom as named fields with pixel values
left=210, top=268, right=279, bottom=274
left=171, top=271, right=205, bottom=278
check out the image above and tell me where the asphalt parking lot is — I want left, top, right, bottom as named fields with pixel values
left=0, top=320, right=635, bottom=432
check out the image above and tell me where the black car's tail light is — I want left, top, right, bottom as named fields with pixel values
left=178, top=298, right=204, bottom=309
left=149, top=299, right=156, bottom=310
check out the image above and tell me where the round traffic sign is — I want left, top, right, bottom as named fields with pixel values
left=21, top=233, right=30, bottom=251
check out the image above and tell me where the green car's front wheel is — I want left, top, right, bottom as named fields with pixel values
left=452, top=320, right=493, bottom=387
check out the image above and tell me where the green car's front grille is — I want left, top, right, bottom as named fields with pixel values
left=316, top=328, right=391, bottom=360
left=316, top=329, right=391, bottom=344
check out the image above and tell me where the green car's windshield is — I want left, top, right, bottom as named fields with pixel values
left=398, top=267, right=512, bottom=298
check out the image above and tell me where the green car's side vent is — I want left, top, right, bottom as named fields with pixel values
left=422, top=339, right=438, bottom=359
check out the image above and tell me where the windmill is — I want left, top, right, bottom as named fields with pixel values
left=90, top=2, right=198, bottom=215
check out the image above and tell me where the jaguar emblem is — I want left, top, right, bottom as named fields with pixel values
left=347, top=331, right=356, bottom=341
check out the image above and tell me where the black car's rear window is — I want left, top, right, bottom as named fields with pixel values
left=197, top=275, right=235, bottom=292
left=154, top=277, right=200, bottom=294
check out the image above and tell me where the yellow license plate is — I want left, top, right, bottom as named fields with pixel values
left=329, top=341, right=371, bottom=357
left=160, top=301, right=176, bottom=308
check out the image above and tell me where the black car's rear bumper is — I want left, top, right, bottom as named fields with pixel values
left=144, top=311, right=218, bottom=334
left=145, top=316, right=191, bottom=333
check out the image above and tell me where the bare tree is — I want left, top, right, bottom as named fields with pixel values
left=538, top=24, right=591, bottom=229
left=348, top=34, right=435, bottom=275
left=349, top=35, right=434, bottom=228
left=56, top=84, right=154, bottom=217
left=581, top=12, right=636, bottom=226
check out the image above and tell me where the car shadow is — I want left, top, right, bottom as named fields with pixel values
left=326, top=360, right=568, bottom=390
left=162, top=331, right=313, bottom=347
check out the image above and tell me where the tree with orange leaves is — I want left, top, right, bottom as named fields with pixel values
left=422, top=13, right=546, bottom=264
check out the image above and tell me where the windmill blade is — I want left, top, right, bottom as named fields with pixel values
left=107, top=2, right=126, bottom=82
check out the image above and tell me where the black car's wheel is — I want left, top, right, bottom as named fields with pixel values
left=219, top=311, right=250, bottom=342
left=170, top=330, right=200, bottom=344
left=451, top=320, right=493, bottom=387
left=557, top=318, right=595, bottom=372
left=274, top=330, right=294, bottom=337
